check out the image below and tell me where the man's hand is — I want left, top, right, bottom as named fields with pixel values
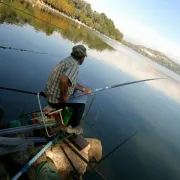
left=60, top=96, right=69, bottom=103
left=75, top=84, right=92, bottom=95
left=83, top=88, right=92, bottom=94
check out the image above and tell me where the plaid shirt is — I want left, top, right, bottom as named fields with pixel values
left=44, top=56, right=80, bottom=103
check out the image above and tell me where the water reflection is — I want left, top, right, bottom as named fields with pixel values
left=0, top=0, right=114, bottom=52
left=88, top=47, right=180, bottom=102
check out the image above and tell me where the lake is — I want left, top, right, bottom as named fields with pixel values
left=1, top=1, right=180, bottom=180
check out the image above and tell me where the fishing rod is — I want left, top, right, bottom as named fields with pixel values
left=11, top=137, right=57, bottom=180
left=0, top=86, right=46, bottom=97
left=0, top=122, right=58, bottom=136
left=60, top=145, right=80, bottom=180
left=12, top=134, right=72, bottom=180
left=71, top=78, right=166, bottom=98
left=0, top=78, right=165, bottom=98
left=63, top=139, right=108, bottom=180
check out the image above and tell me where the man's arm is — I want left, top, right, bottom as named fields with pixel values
left=76, top=83, right=92, bottom=94
left=75, top=83, right=85, bottom=92
left=60, top=75, right=69, bottom=102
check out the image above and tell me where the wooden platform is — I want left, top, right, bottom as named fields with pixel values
left=69, top=134, right=89, bottom=151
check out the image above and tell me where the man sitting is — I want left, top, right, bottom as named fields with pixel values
left=44, top=45, right=91, bottom=134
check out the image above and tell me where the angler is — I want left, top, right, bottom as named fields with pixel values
left=44, top=45, right=91, bottom=134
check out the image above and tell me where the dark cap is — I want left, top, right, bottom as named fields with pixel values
left=72, top=45, right=87, bottom=57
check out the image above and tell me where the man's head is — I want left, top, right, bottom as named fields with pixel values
left=71, top=45, right=87, bottom=65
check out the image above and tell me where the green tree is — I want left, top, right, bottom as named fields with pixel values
left=42, top=0, right=124, bottom=41
left=86, top=17, right=93, bottom=26
left=85, top=3, right=93, bottom=18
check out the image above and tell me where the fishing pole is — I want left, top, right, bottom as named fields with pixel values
left=11, top=137, right=57, bottom=180
left=0, top=122, right=58, bottom=136
left=11, top=134, right=72, bottom=180
left=0, top=86, right=46, bottom=97
left=63, top=139, right=108, bottom=180
left=71, top=78, right=166, bottom=98
left=60, top=145, right=80, bottom=180
left=0, top=78, right=165, bottom=98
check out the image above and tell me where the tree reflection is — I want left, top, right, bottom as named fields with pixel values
left=0, top=0, right=114, bottom=51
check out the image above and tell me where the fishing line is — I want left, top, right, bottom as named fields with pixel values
left=0, top=45, right=59, bottom=57
left=99, top=129, right=140, bottom=163
left=83, top=129, right=140, bottom=177
left=81, top=94, right=96, bottom=129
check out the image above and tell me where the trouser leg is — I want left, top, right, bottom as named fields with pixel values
left=69, top=103, right=85, bottom=127
left=48, top=102, right=85, bottom=128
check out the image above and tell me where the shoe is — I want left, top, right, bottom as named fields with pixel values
left=66, top=125, right=83, bottom=135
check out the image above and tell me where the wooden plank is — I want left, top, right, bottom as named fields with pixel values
left=69, top=134, right=89, bottom=151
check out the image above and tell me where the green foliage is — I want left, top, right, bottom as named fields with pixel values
left=0, top=1, right=114, bottom=51
left=44, top=0, right=124, bottom=42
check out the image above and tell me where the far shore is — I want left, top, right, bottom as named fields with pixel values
left=28, top=0, right=121, bottom=44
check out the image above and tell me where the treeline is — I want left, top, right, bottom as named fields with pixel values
left=122, top=40, right=180, bottom=75
left=43, top=0, right=124, bottom=42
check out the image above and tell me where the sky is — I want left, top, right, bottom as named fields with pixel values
left=85, top=0, right=180, bottom=62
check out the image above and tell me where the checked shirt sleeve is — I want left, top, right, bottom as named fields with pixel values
left=64, top=65, right=79, bottom=85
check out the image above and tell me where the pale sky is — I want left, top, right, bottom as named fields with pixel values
left=85, top=0, right=180, bottom=62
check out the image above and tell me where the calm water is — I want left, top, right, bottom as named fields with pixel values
left=1, top=1, right=180, bottom=180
